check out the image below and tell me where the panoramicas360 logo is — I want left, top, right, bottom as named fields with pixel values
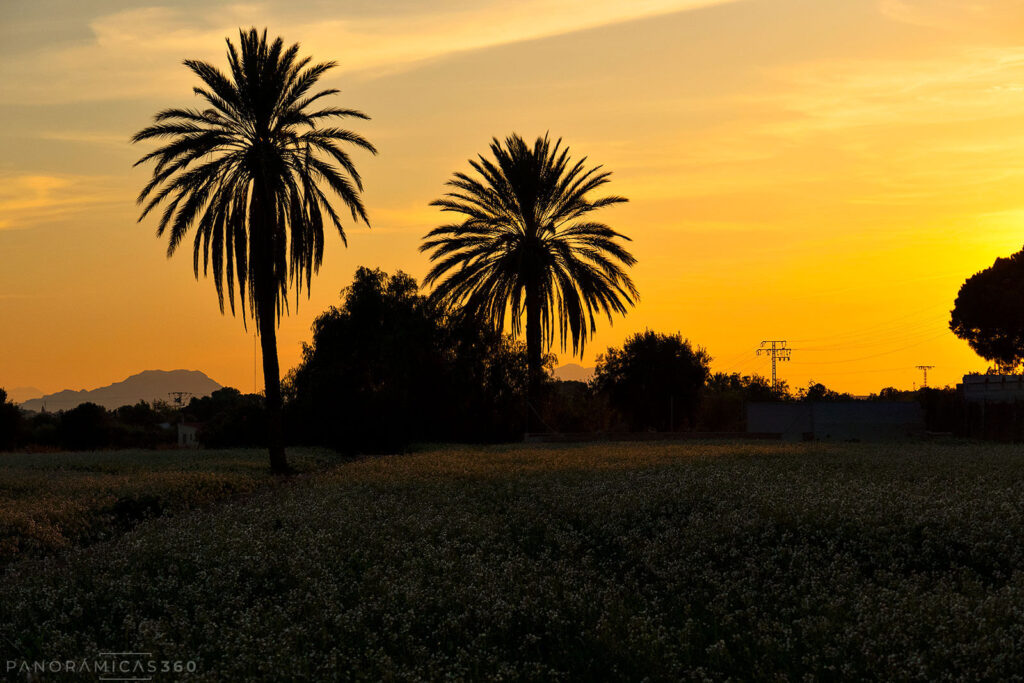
left=6, top=652, right=198, bottom=679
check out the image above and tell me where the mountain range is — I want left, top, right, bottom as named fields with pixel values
left=19, top=370, right=222, bottom=412
left=14, top=365, right=590, bottom=412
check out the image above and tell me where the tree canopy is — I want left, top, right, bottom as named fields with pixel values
left=950, top=249, right=1024, bottom=372
left=798, top=382, right=852, bottom=402
left=593, top=330, right=711, bottom=431
left=285, top=267, right=533, bottom=451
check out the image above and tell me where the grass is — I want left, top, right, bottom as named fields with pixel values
left=0, top=448, right=339, bottom=565
left=2, top=441, right=1024, bottom=680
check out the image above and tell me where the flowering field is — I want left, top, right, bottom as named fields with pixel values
left=0, top=448, right=338, bottom=564
left=3, top=441, right=1024, bottom=680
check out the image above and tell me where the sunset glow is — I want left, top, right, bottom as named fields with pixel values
left=4, top=0, right=1024, bottom=396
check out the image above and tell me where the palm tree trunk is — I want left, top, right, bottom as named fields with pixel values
left=249, top=170, right=289, bottom=474
left=525, top=282, right=543, bottom=432
left=258, top=301, right=289, bottom=474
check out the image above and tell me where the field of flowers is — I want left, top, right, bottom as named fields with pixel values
left=0, top=448, right=338, bottom=564
left=3, top=441, right=1024, bottom=680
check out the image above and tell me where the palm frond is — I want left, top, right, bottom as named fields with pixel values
left=421, top=133, right=637, bottom=360
left=133, top=28, right=373, bottom=326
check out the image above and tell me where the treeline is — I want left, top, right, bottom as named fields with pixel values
left=0, top=388, right=276, bottom=452
left=0, top=268, right=963, bottom=452
left=0, top=395, right=177, bottom=451
left=281, top=268, right=794, bottom=449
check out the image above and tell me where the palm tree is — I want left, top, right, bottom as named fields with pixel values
left=133, top=28, right=376, bottom=472
left=421, top=134, right=638, bottom=419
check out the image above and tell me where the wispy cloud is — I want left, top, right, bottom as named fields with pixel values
left=0, top=0, right=740, bottom=105
left=712, top=46, right=1024, bottom=205
left=36, top=130, right=132, bottom=147
left=877, top=0, right=1020, bottom=31
left=0, top=174, right=124, bottom=230
left=761, top=47, right=1024, bottom=130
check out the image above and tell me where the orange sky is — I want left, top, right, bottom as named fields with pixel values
left=3, top=0, right=1024, bottom=397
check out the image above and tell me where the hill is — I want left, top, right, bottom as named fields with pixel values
left=19, top=370, right=222, bottom=412
left=553, top=363, right=595, bottom=382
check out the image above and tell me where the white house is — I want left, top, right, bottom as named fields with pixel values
left=177, top=423, right=200, bottom=448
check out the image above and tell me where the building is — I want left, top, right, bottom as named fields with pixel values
left=957, top=374, right=1024, bottom=441
left=177, top=423, right=200, bottom=448
left=747, top=401, right=925, bottom=442
left=959, top=374, right=1024, bottom=403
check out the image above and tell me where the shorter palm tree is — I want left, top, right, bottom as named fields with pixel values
left=421, top=133, right=638, bottom=416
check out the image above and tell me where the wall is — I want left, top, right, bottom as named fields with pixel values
left=747, top=402, right=925, bottom=442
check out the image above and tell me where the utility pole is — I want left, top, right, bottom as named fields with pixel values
left=915, top=365, right=934, bottom=389
left=168, top=391, right=192, bottom=408
left=168, top=391, right=193, bottom=418
left=168, top=391, right=194, bottom=449
left=757, top=340, right=792, bottom=390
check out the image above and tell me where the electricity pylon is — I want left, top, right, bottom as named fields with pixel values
left=167, top=391, right=193, bottom=408
left=757, top=340, right=792, bottom=390
left=915, top=365, right=934, bottom=388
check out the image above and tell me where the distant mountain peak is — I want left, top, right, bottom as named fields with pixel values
left=554, top=363, right=595, bottom=382
left=19, top=370, right=222, bottom=412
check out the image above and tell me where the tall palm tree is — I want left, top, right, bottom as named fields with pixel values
left=133, top=28, right=376, bottom=472
left=421, top=134, right=638, bottom=418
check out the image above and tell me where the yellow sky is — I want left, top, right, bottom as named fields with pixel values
left=2, top=0, right=1024, bottom=396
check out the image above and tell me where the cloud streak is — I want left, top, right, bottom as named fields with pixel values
left=1, top=0, right=740, bottom=105
left=877, top=0, right=1023, bottom=31
left=0, top=174, right=124, bottom=230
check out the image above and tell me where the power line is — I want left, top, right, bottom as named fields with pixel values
left=791, top=329, right=949, bottom=365
left=713, top=348, right=759, bottom=371
left=796, top=364, right=917, bottom=377
left=784, top=270, right=971, bottom=304
left=795, top=318, right=947, bottom=353
left=788, top=304, right=949, bottom=346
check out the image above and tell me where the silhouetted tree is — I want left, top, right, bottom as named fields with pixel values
left=133, top=28, right=375, bottom=473
left=0, top=389, right=24, bottom=451
left=950, top=249, right=1024, bottom=372
left=593, top=331, right=711, bottom=431
left=871, top=387, right=911, bottom=401
left=704, top=372, right=782, bottom=401
left=538, top=380, right=614, bottom=432
left=697, top=372, right=783, bottom=431
left=114, top=400, right=159, bottom=426
left=110, top=401, right=174, bottom=448
left=24, top=412, right=59, bottom=448
left=421, top=134, right=638, bottom=422
left=285, top=267, right=532, bottom=451
left=798, top=381, right=852, bottom=402
left=59, top=403, right=111, bottom=451
left=186, top=388, right=266, bottom=448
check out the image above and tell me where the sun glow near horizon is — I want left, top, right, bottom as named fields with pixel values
left=2, top=0, right=1024, bottom=395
